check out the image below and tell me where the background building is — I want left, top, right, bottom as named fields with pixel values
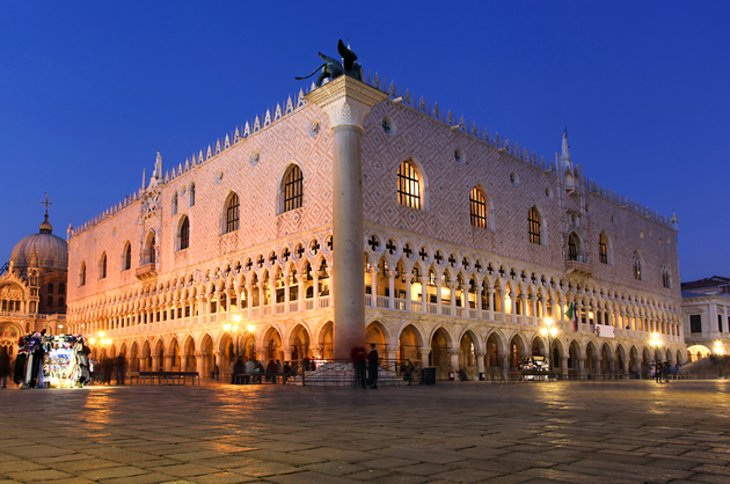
left=66, top=73, right=684, bottom=381
left=0, top=207, right=67, bottom=359
left=681, top=276, right=729, bottom=360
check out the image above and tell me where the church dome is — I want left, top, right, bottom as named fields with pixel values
left=10, top=213, right=68, bottom=271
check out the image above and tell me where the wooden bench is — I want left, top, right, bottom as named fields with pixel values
left=129, top=371, right=200, bottom=385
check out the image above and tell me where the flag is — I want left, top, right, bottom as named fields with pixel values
left=566, top=302, right=578, bottom=332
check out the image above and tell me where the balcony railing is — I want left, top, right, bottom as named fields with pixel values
left=135, top=263, right=157, bottom=280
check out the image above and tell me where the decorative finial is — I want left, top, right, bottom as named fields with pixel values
left=39, top=193, right=53, bottom=234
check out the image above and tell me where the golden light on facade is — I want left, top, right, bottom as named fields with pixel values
left=649, top=332, right=663, bottom=349
left=540, top=317, right=558, bottom=338
left=247, top=324, right=255, bottom=333
left=713, top=340, right=726, bottom=356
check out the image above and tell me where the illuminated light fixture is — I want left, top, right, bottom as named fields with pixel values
left=223, top=323, right=231, bottom=332
left=713, top=340, right=726, bottom=356
left=232, top=313, right=242, bottom=323
left=247, top=324, right=255, bottom=333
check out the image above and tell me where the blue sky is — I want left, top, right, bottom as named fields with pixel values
left=0, top=1, right=727, bottom=280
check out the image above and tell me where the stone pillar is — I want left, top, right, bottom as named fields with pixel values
left=370, top=267, right=378, bottom=307
left=404, top=274, right=413, bottom=312
left=387, top=270, right=396, bottom=309
left=284, top=273, right=291, bottom=311
left=501, top=354, right=510, bottom=381
left=487, top=288, right=495, bottom=321
left=578, top=357, right=586, bottom=380
left=561, top=355, right=569, bottom=379
left=195, top=351, right=206, bottom=379
left=163, top=354, right=173, bottom=372
left=449, top=347, right=459, bottom=374
left=307, top=76, right=387, bottom=360
left=419, top=346, right=431, bottom=369
left=476, top=351, right=485, bottom=376
left=449, top=283, right=457, bottom=315
left=421, top=275, right=429, bottom=314
left=296, top=275, right=304, bottom=312
left=283, top=347, right=293, bottom=363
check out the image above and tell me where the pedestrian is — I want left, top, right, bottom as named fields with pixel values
left=654, top=360, right=662, bottom=383
left=275, top=359, right=282, bottom=383
left=401, top=359, right=414, bottom=385
left=663, top=361, right=671, bottom=383
left=266, top=359, right=277, bottom=384
left=282, top=362, right=291, bottom=384
left=350, top=344, right=367, bottom=389
left=103, top=357, right=113, bottom=385
left=0, top=348, right=11, bottom=389
left=213, top=362, right=220, bottom=381
left=115, top=354, right=126, bottom=385
left=367, top=343, right=379, bottom=389
left=232, top=357, right=244, bottom=384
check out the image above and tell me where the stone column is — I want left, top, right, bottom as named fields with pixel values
left=476, top=351, right=485, bottom=377
left=404, top=274, right=413, bottom=312
left=419, top=346, right=431, bottom=369
left=561, top=355, right=569, bottom=379
left=307, top=76, right=387, bottom=360
left=578, top=357, right=586, bottom=380
left=370, top=267, right=378, bottom=306
left=421, top=275, right=429, bottom=314
left=163, top=354, right=173, bottom=372
left=195, top=351, right=206, bottom=379
left=387, top=270, right=396, bottom=309
left=449, top=346, right=460, bottom=374
left=501, top=354, right=510, bottom=381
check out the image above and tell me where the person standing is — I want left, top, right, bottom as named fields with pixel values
left=115, top=354, right=126, bottom=385
left=367, top=343, right=379, bottom=389
left=0, top=348, right=11, bottom=389
left=351, top=345, right=367, bottom=389
left=654, top=360, right=663, bottom=383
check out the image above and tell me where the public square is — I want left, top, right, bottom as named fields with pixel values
left=1, top=380, right=729, bottom=483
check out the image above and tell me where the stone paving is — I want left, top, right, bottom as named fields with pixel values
left=1, top=380, right=729, bottom=483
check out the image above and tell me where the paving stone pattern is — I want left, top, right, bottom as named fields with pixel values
left=1, top=380, right=729, bottom=483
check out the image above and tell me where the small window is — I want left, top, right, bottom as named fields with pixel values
left=568, top=232, right=579, bottom=261
left=599, top=232, right=609, bottom=264
left=47, top=283, right=54, bottom=293
left=171, top=193, right=178, bottom=215
left=189, top=183, right=196, bottom=207
left=469, top=186, right=487, bottom=229
left=122, top=242, right=132, bottom=271
left=282, top=164, right=303, bottom=212
left=47, top=295, right=53, bottom=308
left=690, top=314, right=702, bottom=333
left=397, top=160, right=422, bottom=209
left=178, top=216, right=190, bottom=251
left=718, top=314, right=724, bottom=333
left=224, top=192, right=240, bottom=233
left=58, top=283, right=66, bottom=294
left=662, top=267, right=671, bottom=288
left=58, top=297, right=65, bottom=308
left=528, top=206, right=541, bottom=245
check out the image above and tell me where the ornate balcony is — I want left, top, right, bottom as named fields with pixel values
left=135, top=263, right=157, bottom=280
left=565, top=256, right=592, bottom=276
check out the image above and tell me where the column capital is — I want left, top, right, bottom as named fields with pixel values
left=306, top=76, right=388, bottom=129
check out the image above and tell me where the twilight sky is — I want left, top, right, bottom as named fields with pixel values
left=0, top=1, right=727, bottom=281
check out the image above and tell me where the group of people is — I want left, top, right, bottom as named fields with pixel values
left=351, top=343, right=380, bottom=389
left=230, top=357, right=300, bottom=384
left=95, top=354, right=127, bottom=385
left=1, top=331, right=94, bottom=389
left=653, top=360, right=678, bottom=383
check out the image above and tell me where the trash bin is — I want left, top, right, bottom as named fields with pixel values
left=422, top=367, right=436, bottom=385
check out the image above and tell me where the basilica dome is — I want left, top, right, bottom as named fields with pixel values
left=10, top=214, right=68, bottom=271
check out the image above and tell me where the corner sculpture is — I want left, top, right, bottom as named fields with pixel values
left=296, top=39, right=363, bottom=87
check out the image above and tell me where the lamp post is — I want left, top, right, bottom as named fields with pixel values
left=540, top=317, right=559, bottom=373
left=223, top=310, right=255, bottom=359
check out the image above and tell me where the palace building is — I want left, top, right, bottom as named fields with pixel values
left=681, top=276, right=729, bottom=360
left=66, top=71, right=684, bottom=381
left=1, top=207, right=67, bottom=358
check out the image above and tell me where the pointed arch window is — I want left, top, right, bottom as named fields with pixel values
left=171, top=193, right=178, bottom=215
left=568, top=232, right=580, bottom=261
left=599, top=232, right=609, bottom=264
left=122, top=242, right=132, bottom=271
left=397, top=160, right=422, bottom=209
left=100, top=253, right=108, bottom=279
left=79, top=262, right=86, bottom=286
left=528, top=206, right=541, bottom=245
left=143, top=232, right=156, bottom=265
left=469, top=186, right=487, bottom=228
left=633, top=252, right=642, bottom=281
left=224, top=192, right=240, bottom=233
left=662, top=266, right=671, bottom=288
left=178, top=216, right=190, bottom=251
left=189, top=183, right=196, bottom=207
left=281, top=164, right=303, bottom=212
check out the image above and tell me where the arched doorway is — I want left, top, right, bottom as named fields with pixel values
left=509, top=334, right=525, bottom=370
left=459, top=331, right=479, bottom=380
left=615, top=345, right=626, bottom=377
left=366, top=321, right=388, bottom=359
left=200, top=333, right=214, bottom=379
left=182, top=336, right=195, bottom=372
left=686, top=344, right=710, bottom=362
left=129, top=342, right=139, bottom=371
left=167, top=339, right=180, bottom=371
left=485, top=333, right=502, bottom=380
left=398, top=324, right=422, bottom=363
left=218, top=333, right=234, bottom=381
left=141, top=340, right=152, bottom=371
left=0, top=322, right=22, bottom=361
left=263, top=327, right=283, bottom=362
left=585, top=342, right=597, bottom=378
left=550, top=340, right=563, bottom=375
left=531, top=336, right=546, bottom=357
left=318, top=321, right=334, bottom=360
left=568, top=340, right=580, bottom=379
left=430, top=328, right=451, bottom=379
left=153, top=339, right=165, bottom=372
left=289, top=324, right=311, bottom=364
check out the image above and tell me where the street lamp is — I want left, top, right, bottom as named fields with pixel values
left=540, top=317, right=559, bottom=373
left=713, top=340, right=726, bottom=356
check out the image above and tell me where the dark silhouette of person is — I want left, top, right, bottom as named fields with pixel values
left=232, top=357, right=244, bottom=384
left=351, top=345, right=367, bottom=389
left=115, top=354, right=126, bottom=385
left=367, top=343, right=379, bottom=389
left=0, top=348, right=11, bottom=389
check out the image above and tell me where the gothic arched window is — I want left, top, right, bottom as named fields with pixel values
left=469, top=186, right=487, bottom=229
left=599, top=232, right=609, bottom=264
left=633, top=252, right=642, bottom=281
left=189, top=183, right=196, bottom=207
left=79, top=262, right=86, bottom=286
left=122, top=242, right=132, bottom=271
left=178, top=216, right=190, bottom=251
left=662, top=266, right=672, bottom=288
left=528, top=206, right=541, bottom=245
left=397, top=160, right=422, bottom=209
left=568, top=232, right=580, bottom=261
left=281, top=164, right=303, bottom=213
left=224, top=192, right=239, bottom=233
left=171, top=193, right=178, bottom=216
left=99, top=253, right=107, bottom=279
